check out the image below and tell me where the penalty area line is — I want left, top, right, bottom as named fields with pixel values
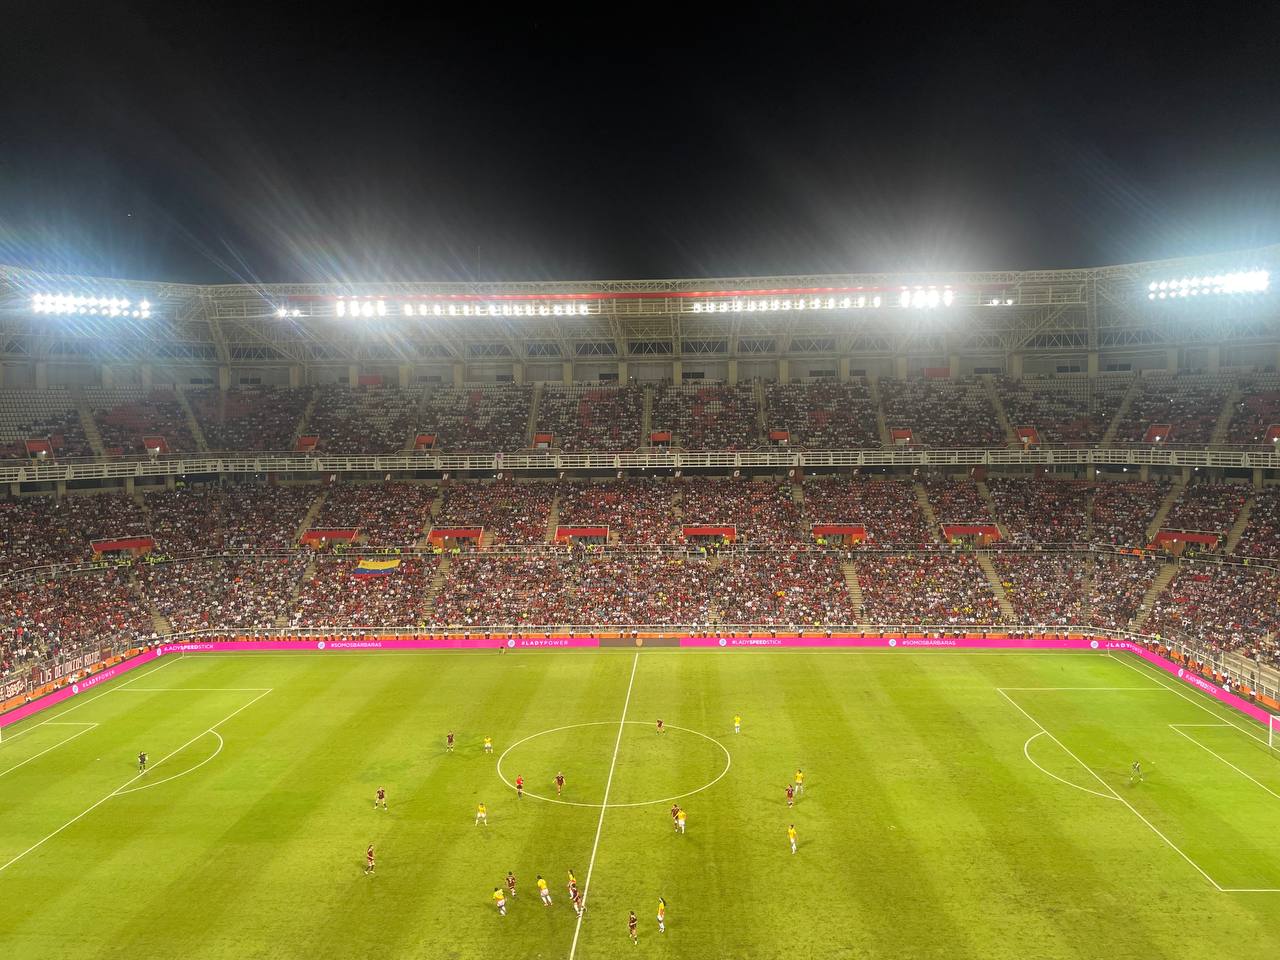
left=568, top=650, right=640, bottom=960
left=1168, top=725, right=1280, bottom=803
left=0, top=723, right=99, bottom=780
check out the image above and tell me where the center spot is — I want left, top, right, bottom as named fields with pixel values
left=496, top=721, right=731, bottom=808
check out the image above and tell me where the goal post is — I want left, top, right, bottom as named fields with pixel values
left=1270, top=715, right=1280, bottom=753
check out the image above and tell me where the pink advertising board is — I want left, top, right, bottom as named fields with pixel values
left=0, top=649, right=159, bottom=729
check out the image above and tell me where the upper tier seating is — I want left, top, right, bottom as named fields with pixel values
left=994, top=375, right=1130, bottom=446
left=879, top=377, right=1004, bottom=447
left=190, top=385, right=312, bottom=452
left=86, top=386, right=197, bottom=453
left=801, top=476, right=933, bottom=546
left=307, top=385, right=418, bottom=453
left=419, top=385, right=533, bottom=452
left=1112, top=373, right=1232, bottom=445
left=1225, top=373, right=1280, bottom=445
left=763, top=380, right=879, bottom=448
left=534, top=384, right=644, bottom=451
left=650, top=383, right=759, bottom=449
left=1235, top=487, right=1280, bottom=559
left=0, top=388, right=93, bottom=459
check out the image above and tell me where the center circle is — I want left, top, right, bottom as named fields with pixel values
left=496, top=721, right=731, bottom=808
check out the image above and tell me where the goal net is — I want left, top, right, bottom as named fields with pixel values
left=1270, top=715, right=1280, bottom=753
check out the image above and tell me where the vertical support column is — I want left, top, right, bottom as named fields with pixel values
left=398, top=365, right=412, bottom=388
left=775, top=358, right=787, bottom=384
left=1254, top=468, right=1265, bottom=490
left=0, top=363, right=5, bottom=388
left=218, top=366, right=232, bottom=391
left=1139, top=464, right=1150, bottom=481
left=140, top=364, right=152, bottom=389
left=289, top=365, right=303, bottom=388
left=561, top=361, right=573, bottom=385
left=1166, top=348, right=1179, bottom=372
left=35, top=362, right=49, bottom=390
left=727, top=359, right=738, bottom=385
left=837, top=357, right=851, bottom=382
left=164, top=474, right=176, bottom=491
left=948, top=353, right=962, bottom=377
left=348, top=364, right=360, bottom=387
left=511, top=362, right=525, bottom=385
left=55, top=479, right=66, bottom=499
left=1087, top=351, right=1100, bottom=377
left=1008, top=353, right=1024, bottom=378
left=1206, top=345, right=1221, bottom=373
left=124, top=477, right=135, bottom=495
left=452, top=362, right=466, bottom=388
left=893, top=356, right=908, bottom=379
left=672, top=360, right=683, bottom=384
left=617, top=360, right=628, bottom=383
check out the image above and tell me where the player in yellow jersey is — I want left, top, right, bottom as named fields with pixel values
left=657, top=897, right=666, bottom=933
left=733, top=714, right=741, bottom=734
left=492, top=887, right=507, bottom=916
left=676, top=808, right=687, bottom=834
left=475, top=802, right=488, bottom=826
left=537, top=875, right=553, bottom=906
left=787, top=824, right=798, bottom=854
left=794, top=769, right=805, bottom=796
left=484, top=736, right=493, bottom=754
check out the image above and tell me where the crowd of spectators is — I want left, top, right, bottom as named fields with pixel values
left=142, top=484, right=319, bottom=554
left=428, top=554, right=569, bottom=626
left=1145, top=564, right=1280, bottom=652
left=0, top=569, right=154, bottom=662
left=1091, top=481, right=1168, bottom=546
left=556, top=479, right=677, bottom=543
left=764, top=381, right=879, bottom=448
left=0, top=493, right=148, bottom=573
left=310, top=482, right=435, bottom=545
left=307, top=385, right=418, bottom=454
left=987, top=477, right=1092, bottom=543
left=292, top=557, right=437, bottom=627
left=651, top=383, right=759, bottom=449
left=879, top=378, right=1005, bottom=447
left=994, top=376, right=1128, bottom=446
left=560, top=554, right=714, bottom=626
left=680, top=479, right=803, bottom=545
left=1161, top=482, right=1248, bottom=537
left=801, top=475, right=933, bottom=546
left=139, top=556, right=309, bottom=632
left=857, top=553, right=1003, bottom=625
left=436, top=481, right=552, bottom=544
left=1112, top=373, right=1232, bottom=445
left=87, top=387, right=197, bottom=454
left=1225, top=374, right=1280, bottom=445
left=991, top=553, right=1087, bottom=624
left=1235, top=487, right=1280, bottom=558
left=714, top=552, right=857, bottom=625
left=190, top=386, right=312, bottom=452
left=420, top=385, right=533, bottom=452
left=535, top=385, right=643, bottom=451
left=924, top=478, right=994, bottom=525
left=0, top=388, right=94, bottom=460
left=1087, top=554, right=1165, bottom=629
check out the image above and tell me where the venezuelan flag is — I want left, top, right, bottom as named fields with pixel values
left=353, top=558, right=401, bottom=577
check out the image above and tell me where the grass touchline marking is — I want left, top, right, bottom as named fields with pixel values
left=1021, top=732, right=1117, bottom=801
left=120, top=688, right=274, bottom=692
left=0, top=687, right=271, bottom=876
left=1106, top=654, right=1269, bottom=746
left=997, top=687, right=1168, bottom=691
left=1168, top=725, right=1280, bottom=802
left=569, top=650, right=640, bottom=960
left=0, top=724, right=99, bottom=780
left=996, top=687, right=1226, bottom=892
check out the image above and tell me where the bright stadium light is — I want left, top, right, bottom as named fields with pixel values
left=1145, top=269, right=1269, bottom=301
left=32, top=292, right=150, bottom=317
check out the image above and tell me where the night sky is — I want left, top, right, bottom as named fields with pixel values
left=1, top=3, right=1278, bottom=285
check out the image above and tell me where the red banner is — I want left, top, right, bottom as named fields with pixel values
left=415, top=434, right=436, bottom=450
left=682, top=525, right=736, bottom=541
left=1143, top=423, right=1173, bottom=443
left=1153, top=530, right=1219, bottom=547
left=941, top=524, right=1001, bottom=540
left=300, top=528, right=359, bottom=545
left=812, top=524, right=866, bottom=540
left=91, top=536, right=155, bottom=553
left=428, top=526, right=483, bottom=544
left=296, top=435, right=319, bottom=452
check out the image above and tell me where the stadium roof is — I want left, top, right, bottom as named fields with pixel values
left=1, top=245, right=1277, bottom=366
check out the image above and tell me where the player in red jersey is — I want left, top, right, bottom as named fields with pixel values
left=446, top=731, right=455, bottom=752
left=515, top=775, right=524, bottom=798
left=572, top=885, right=584, bottom=917
left=554, top=771, right=565, bottom=796
left=506, top=870, right=518, bottom=898
left=785, top=783, right=794, bottom=808
left=656, top=718, right=665, bottom=734
left=670, top=802, right=680, bottom=827
left=375, top=786, right=387, bottom=810
left=364, top=844, right=375, bottom=875
left=628, top=910, right=639, bottom=944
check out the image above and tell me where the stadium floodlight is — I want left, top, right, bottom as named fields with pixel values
left=32, top=292, right=150, bottom=318
left=1145, top=269, right=1270, bottom=301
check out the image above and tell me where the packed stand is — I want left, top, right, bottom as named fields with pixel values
left=0, top=493, right=149, bottom=573
left=878, top=377, right=1005, bottom=447
left=0, top=388, right=94, bottom=459
left=713, top=552, right=857, bottom=625
left=801, top=475, right=933, bottom=546
left=556, top=479, right=677, bottom=543
left=419, top=385, right=533, bottom=452
left=141, top=485, right=320, bottom=555
left=0, top=569, right=154, bottom=662
left=1225, top=374, right=1280, bottom=446
left=987, top=477, right=1092, bottom=543
left=764, top=380, right=879, bottom=448
left=534, top=384, right=644, bottom=451
left=994, top=375, right=1129, bottom=446
left=1087, top=553, right=1165, bottom=629
left=190, top=385, right=312, bottom=452
left=429, top=554, right=570, bottom=626
left=680, top=478, right=803, bottom=545
left=990, top=552, right=1087, bottom=624
left=1145, top=564, right=1280, bottom=652
left=1234, top=487, right=1280, bottom=559
left=139, top=556, right=309, bottom=632
left=1091, top=481, right=1168, bottom=547
left=86, top=386, right=197, bottom=454
left=924, top=478, right=994, bottom=525
left=1111, top=373, right=1232, bottom=445
left=650, top=383, right=759, bottom=449
left=306, top=385, right=418, bottom=454
left=562, top=554, right=715, bottom=626
left=292, top=556, right=436, bottom=628
left=1160, top=482, right=1247, bottom=538
left=309, top=482, right=434, bottom=545
left=436, top=481, right=552, bottom=544
left=857, top=553, right=1004, bottom=625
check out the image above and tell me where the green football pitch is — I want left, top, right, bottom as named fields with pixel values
left=3, top=648, right=1280, bottom=960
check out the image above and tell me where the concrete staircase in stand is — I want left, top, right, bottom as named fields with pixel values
left=1210, top=383, right=1242, bottom=446
left=982, top=375, right=1018, bottom=445
left=292, top=392, right=319, bottom=449
left=130, top=567, right=173, bottom=636
left=72, top=390, right=106, bottom=457
left=869, top=377, right=891, bottom=446
left=1225, top=495, right=1255, bottom=555
left=174, top=388, right=208, bottom=451
left=976, top=553, right=1016, bottom=621
left=294, top=488, right=328, bottom=543
left=279, top=556, right=319, bottom=626
left=641, top=385, right=654, bottom=441
left=1101, top=376, right=1142, bottom=447
left=1131, top=561, right=1180, bottom=630
left=527, top=383, right=543, bottom=447
left=914, top=482, right=942, bottom=542
left=974, top=481, right=1007, bottom=538
left=840, top=560, right=865, bottom=623
left=426, top=555, right=452, bottom=607
left=545, top=490, right=561, bottom=544
left=1145, top=480, right=1186, bottom=544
